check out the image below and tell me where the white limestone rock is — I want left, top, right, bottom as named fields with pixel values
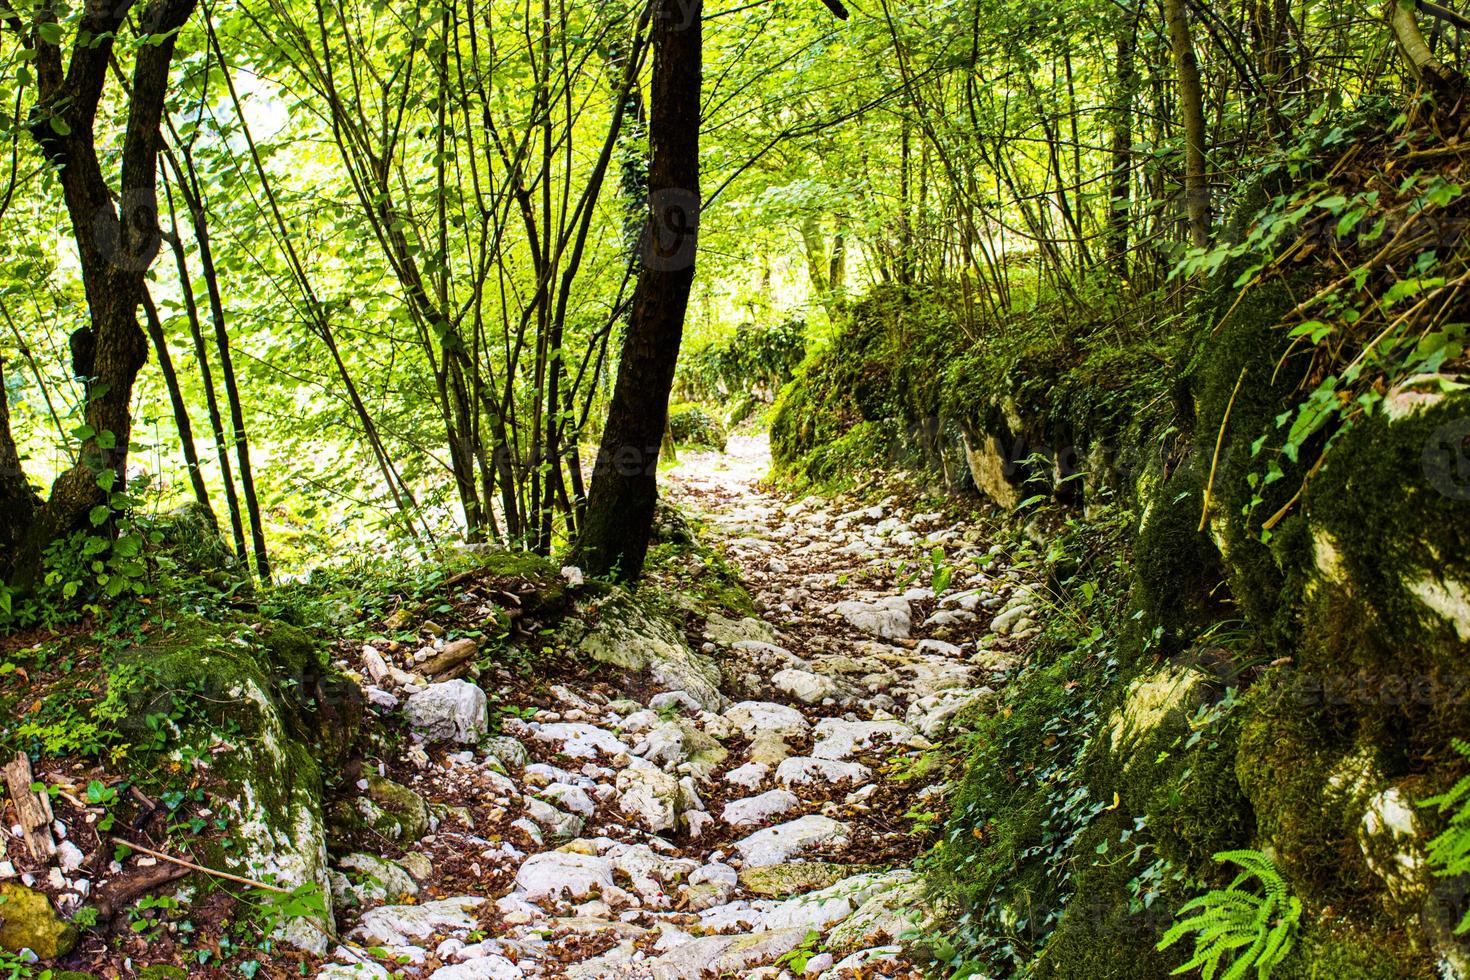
left=350, top=896, right=485, bottom=946
left=775, top=757, right=872, bottom=788
left=616, top=766, right=681, bottom=832
left=722, top=789, right=801, bottom=828
left=724, top=701, right=810, bottom=737
left=405, top=681, right=489, bottom=744
left=735, top=815, right=850, bottom=868
left=772, top=669, right=840, bottom=705
left=514, top=851, right=616, bottom=902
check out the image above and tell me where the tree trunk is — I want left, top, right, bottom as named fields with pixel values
left=574, top=0, right=701, bottom=582
left=1108, top=3, right=1140, bottom=278
left=164, top=181, right=248, bottom=563
left=1164, top=0, right=1210, bottom=247
left=800, top=215, right=830, bottom=297
left=0, top=0, right=199, bottom=588
left=1388, top=0, right=1467, bottom=97
left=140, top=288, right=216, bottom=526
left=829, top=216, right=847, bottom=296
left=0, top=359, right=40, bottom=568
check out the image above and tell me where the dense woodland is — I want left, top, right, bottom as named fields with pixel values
left=0, top=0, right=1468, bottom=976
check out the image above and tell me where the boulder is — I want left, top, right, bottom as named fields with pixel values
left=563, top=590, right=725, bottom=710
left=826, top=871, right=931, bottom=952
left=349, top=896, right=486, bottom=946
left=738, top=861, right=880, bottom=898
left=811, top=719, right=927, bottom=761
left=772, top=669, right=839, bottom=704
left=331, top=853, right=419, bottom=906
left=724, top=701, right=810, bottom=737
left=647, top=927, right=811, bottom=980
left=634, top=721, right=728, bottom=777
left=834, top=598, right=912, bottom=640
left=616, top=766, right=681, bottom=833
left=331, top=775, right=432, bottom=842
left=427, top=958, right=523, bottom=979
left=405, top=680, right=489, bottom=743
left=515, top=851, right=616, bottom=902
left=735, top=815, right=850, bottom=867
left=533, top=723, right=630, bottom=759
left=0, top=883, right=77, bottom=959
left=722, top=789, right=801, bottom=828
left=775, top=757, right=872, bottom=788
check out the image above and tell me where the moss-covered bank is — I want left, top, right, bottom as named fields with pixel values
left=773, top=263, right=1470, bottom=976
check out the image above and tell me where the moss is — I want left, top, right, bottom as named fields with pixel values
left=1299, top=396, right=1470, bottom=681
left=103, top=616, right=337, bottom=952
left=1185, top=277, right=1311, bottom=641
left=139, top=501, right=237, bottom=577
left=1274, top=917, right=1435, bottom=979
left=137, top=966, right=189, bottom=980
left=1030, top=809, right=1186, bottom=980
left=0, top=882, right=78, bottom=959
left=1131, top=458, right=1229, bottom=649
left=1232, top=680, right=1378, bottom=904
left=471, top=549, right=568, bottom=615
left=1146, top=711, right=1254, bottom=870
left=668, top=402, right=727, bottom=450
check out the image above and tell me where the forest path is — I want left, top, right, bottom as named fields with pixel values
left=325, top=433, right=1037, bottom=979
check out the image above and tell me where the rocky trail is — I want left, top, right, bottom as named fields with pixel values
left=319, top=434, right=1042, bottom=980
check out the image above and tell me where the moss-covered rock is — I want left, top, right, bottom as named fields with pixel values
left=561, top=588, right=725, bottom=710
left=668, top=403, right=727, bottom=451
left=0, top=883, right=78, bottom=959
left=329, top=775, right=431, bottom=842
left=137, top=966, right=189, bottom=980
left=738, top=861, right=882, bottom=898
left=110, top=617, right=344, bottom=954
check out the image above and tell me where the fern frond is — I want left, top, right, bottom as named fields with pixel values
left=1422, top=738, right=1470, bottom=919
left=1156, top=849, right=1300, bottom=980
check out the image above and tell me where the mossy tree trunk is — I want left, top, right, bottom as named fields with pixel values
left=1107, top=1, right=1140, bottom=278
left=575, top=0, right=702, bottom=582
left=1164, top=0, right=1210, bottom=248
left=0, top=0, right=199, bottom=587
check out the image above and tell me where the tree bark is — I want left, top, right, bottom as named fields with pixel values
left=0, top=358, right=40, bottom=567
left=140, top=289, right=216, bottom=526
left=1165, top=0, right=1210, bottom=248
left=574, top=0, right=701, bottom=582
left=0, top=0, right=199, bottom=587
left=1108, top=3, right=1140, bottom=277
left=163, top=178, right=248, bottom=563
left=800, top=215, right=830, bottom=297
left=1388, top=0, right=1467, bottom=97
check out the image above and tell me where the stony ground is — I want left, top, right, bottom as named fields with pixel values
left=318, top=434, right=1043, bottom=980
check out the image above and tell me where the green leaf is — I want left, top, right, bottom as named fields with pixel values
left=89, top=505, right=111, bottom=527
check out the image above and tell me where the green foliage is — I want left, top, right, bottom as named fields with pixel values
left=1176, top=98, right=1470, bottom=538
left=677, top=318, right=807, bottom=404
left=928, top=509, right=1141, bottom=975
left=0, top=950, right=54, bottom=980
left=1157, top=850, right=1302, bottom=980
left=775, top=930, right=824, bottom=973
left=667, top=403, right=727, bottom=451
left=1420, top=738, right=1470, bottom=933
